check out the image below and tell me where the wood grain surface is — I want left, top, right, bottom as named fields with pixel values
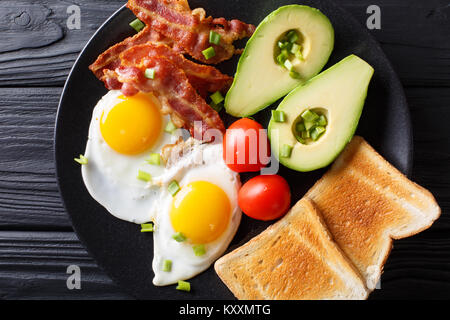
left=0, top=0, right=449, bottom=299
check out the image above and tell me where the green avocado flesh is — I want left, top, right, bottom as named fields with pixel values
left=268, top=55, right=374, bottom=172
left=224, top=5, right=334, bottom=117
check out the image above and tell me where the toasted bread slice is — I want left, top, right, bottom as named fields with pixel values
left=306, top=136, right=441, bottom=290
left=214, top=198, right=369, bottom=300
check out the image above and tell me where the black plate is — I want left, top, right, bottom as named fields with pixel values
left=55, top=0, right=413, bottom=299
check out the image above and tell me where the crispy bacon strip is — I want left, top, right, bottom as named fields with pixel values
left=88, top=26, right=182, bottom=90
left=127, top=0, right=256, bottom=64
left=119, top=43, right=232, bottom=97
left=114, top=56, right=225, bottom=139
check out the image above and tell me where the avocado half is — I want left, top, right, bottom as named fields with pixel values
left=268, top=55, right=374, bottom=172
left=225, top=5, right=334, bottom=117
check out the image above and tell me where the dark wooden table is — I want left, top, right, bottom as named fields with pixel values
left=0, top=0, right=449, bottom=300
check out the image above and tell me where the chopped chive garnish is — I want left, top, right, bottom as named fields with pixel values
left=209, top=31, right=221, bottom=45
left=210, top=91, right=224, bottom=105
left=311, top=126, right=326, bottom=141
left=172, top=232, right=187, bottom=242
left=281, top=144, right=293, bottom=158
left=295, top=50, right=304, bottom=61
left=310, top=129, right=319, bottom=141
left=304, top=121, right=315, bottom=131
left=317, top=115, right=327, bottom=126
left=141, top=223, right=154, bottom=233
left=296, top=122, right=306, bottom=132
left=202, top=46, right=216, bottom=60
left=276, top=51, right=289, bottom=65
left=301, top=110, right=319, bottom=122
left=176, top=280, right=191, bottom=292
left=210, top=102, right=223, bottom=112
left=294, top=109, right=328, bottom=144
left=147, top=153, right=161, bottom=166
left=193, top=244, right=206, bottom=257
left=272, top=110, right=286, bottom=123
left=302, top=130, right=310, bottom=139
left=165, top=121, right=177, bottom=134
left=74, top=154, right=88, bottom=165
left=290, top=43, right=301, bottom=55
left=144, top=68, right=155, bottom=79
left=137, top=170, right=152, bottom=182
left=287, top=30, right=299, bottom=43
left=289, top=70, right=301, bottom=79
left=284, top=59, right=293, bottom=71
left=129, top=18, right=145, bottom=32
left=315, top=126, right=326, bottom=134
left=168, top=180, right=180, bottom=196
left=162, top=259, right=172, bottom=272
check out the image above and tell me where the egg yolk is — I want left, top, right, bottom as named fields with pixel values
left=170, top=181, right=231, bottom=244
left=100, top=93, right=162, bottom=155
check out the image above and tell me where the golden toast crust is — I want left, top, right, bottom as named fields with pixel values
left=306, top=136, right=441, bottom=289
left=214, top=198, right=368, bottom=300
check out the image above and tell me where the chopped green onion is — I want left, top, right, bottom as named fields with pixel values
left=162, top=259, right=172, bottom=272
left=168, top=180, right=181, bottom=196
left=193, top=244, right=206, bottom=257
left=74, top=154, right=88, bottom=165
left=210, top=91, right=224, bottom=105
left=295, top=50, right=304, bottom=61
left=302, top=130, right=310, bottom=139
left=165, top=121, right=177, bottom=134
left=315, top=126, right=326, bottom=135
left=140, top=223, right=154, bottom=233
left=290, top=43, right=301, bottom=54
left=289, top=70, right=301, bottom=79
left=310, top=128, right=321, bottom=141
left=146, top=153, right=161, bottom=166
left=137, top=170, right=152, bottom=182
left=202, top=46, right=216, bottom=60
left=287, top=30, right=299, bottom=43
left=176, top=280, right=191, bottom=292
left=276, top=51, right=289, bottom=65
left=281, top=144, right=293, bottom=158
left=129, top=18, right=145, bottom=32
left=296, top=136, right=306, bottom=144
left=304, top=121, right=315, bottom=131
left=296, top=122, right=306, bottom=132
left=301, top=110, right=319, bottom=122
left=210, top=102, right=223, bottom=112
left=172, top=232, right=187, bottom=242
left=209, top=31, right=221, bottom=45
left=284, top=59, right=293, bottom=71
left=272, top=110, right=286, bottom=123
left=317, top=115, right=327, bottom=126
left=144, top=68, right=155, bottom=79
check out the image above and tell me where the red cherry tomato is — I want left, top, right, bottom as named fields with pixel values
left=238, top=175, right=291, bottom=221
left=223, top=118, right=270, bottom=173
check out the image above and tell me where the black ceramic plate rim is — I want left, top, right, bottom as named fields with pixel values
left=54, top=3, right=129, bottom=296
left=55, top=0, right=413, bottom=299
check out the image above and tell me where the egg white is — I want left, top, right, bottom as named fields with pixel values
left=81, top=90, right=182, bottom=224
left=151, top=142, right=241, bottom=286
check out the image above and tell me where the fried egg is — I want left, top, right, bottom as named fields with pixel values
left=150, top=141, right=241, bottom=286
left=81, top=90, right=181, bottom=224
